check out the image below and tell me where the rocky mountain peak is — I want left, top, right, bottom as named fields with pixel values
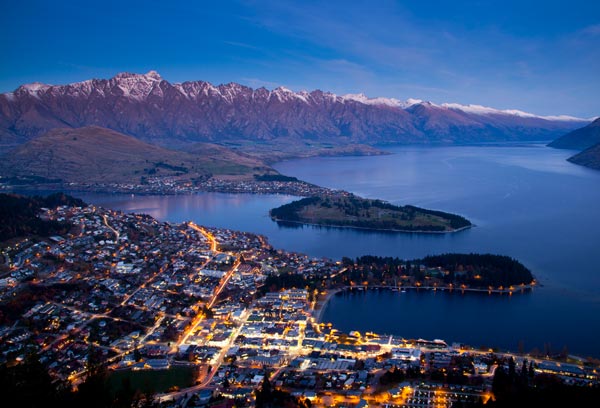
left=0, top=71, right=590, bottom=150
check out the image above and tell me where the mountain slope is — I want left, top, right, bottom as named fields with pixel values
left=567, top=142, right=600, bottom=170
left=0, top=193, right=85, bottom=241
left=0, top=126, right=273, bottom=184
left=0, top=71, right=587, bottom=154
left=548, top=117, right=600, bottom=150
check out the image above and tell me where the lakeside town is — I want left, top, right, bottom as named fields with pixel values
left=0, top=175, right=339, bottom=197
left=1, top=201, right=599, bottom=407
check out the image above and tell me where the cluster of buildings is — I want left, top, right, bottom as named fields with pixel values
left=1, top=203, right=598, bottom=407
left=0, top=176, right=344, bottom=198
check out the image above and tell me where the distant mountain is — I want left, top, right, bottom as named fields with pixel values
left=567, top=143, right=600, bottom=170
left=0, top=71, right=588, bottom=156
left=0, top=126, right=273, bottom=184
left=548, top=117, right=600, bottom=150
left=547, top=118, right=600, bottom=171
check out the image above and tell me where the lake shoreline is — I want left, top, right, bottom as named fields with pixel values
left=271, top=216, right=473, bottom=234
left=314, top=283, right=536, bottom=324
left=9, top=144, right=599, bottom=358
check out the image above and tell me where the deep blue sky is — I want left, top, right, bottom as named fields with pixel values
left=1, top=0, right=598, bottom=117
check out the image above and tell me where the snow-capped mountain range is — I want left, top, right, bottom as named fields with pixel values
left=0, top=71, right=589, bottom=149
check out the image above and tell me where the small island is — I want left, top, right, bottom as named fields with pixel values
left=342, top=253, right=536, bottom=290
left=269, top=194, right=471, bottom=233
left=264, top=253, right=536, bottom=295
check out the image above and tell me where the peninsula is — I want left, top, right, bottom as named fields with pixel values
left=269, top=194, right=471, bottom=233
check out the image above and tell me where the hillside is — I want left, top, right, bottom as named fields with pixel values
left=269, top=195, right=471, bottom=232
left=549, top=117, right=600, bottom=150
left=567, top=143, right=600, bottom=170
left=0, top=71, right=587, bottom=156
left=0, top=193, right=85, bottom=241
left=224, top=140, right=388, bottom=163
left=0, top=126, right=274, bottom=185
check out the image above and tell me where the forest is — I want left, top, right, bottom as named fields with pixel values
left=344, top=253, right=535, bottom=288
left=263, top=252, right=534, bottom=294
left=0, top=193, right=86, bottom=241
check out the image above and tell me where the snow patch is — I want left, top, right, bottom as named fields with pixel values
left=270, top=87, right=294, bottom=103
left=23, top=82, right=50, bottom=92
left=294, top=90, right=311, bottom=103
left=173, top=84, right=190, bottom=99
left=270, top=87, right=311, bottom=103
left=541, top=114, right=593, bottom=122
left=405, top=98, right=424, bottom=107
left=275, top=86, right=293, bottom=93
left=111, top=71, right=164, bottom=101
left=16, top=82, right=51, bottom=99
left=342, top=93, right=422, bottom=108
left=21, top=82, right=51, bottom=92
left=442, top=103, right=588, bottom=122
left=145, top=70, right=162, bottom=80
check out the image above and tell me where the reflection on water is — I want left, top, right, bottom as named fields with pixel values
left=77, top=192, right=298, bottom=233
left=70, top=144, right=600, bottom=357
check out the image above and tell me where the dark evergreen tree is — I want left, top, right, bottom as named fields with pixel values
left=508, top=357, right=516, bottom=381
left=113, top=378, right=137, bottom=408
left=134, top=338, right=142, bottom=362
left=255, top=374, right=272, bottom=408
left=0, top=350, right=73, bottom=408
left=76, top=343, right=111, bottom=408
left=528, top=361, right=535, bottom=380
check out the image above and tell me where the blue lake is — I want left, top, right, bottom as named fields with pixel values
left=72, top=144, right=600, bottom=357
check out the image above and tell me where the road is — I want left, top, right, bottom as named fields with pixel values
left=157, top=224, right=256, bottom=402
left=176, top=222, right=239, bottom=347
left=157, top=305, right=253, bottom=403
left=102, top=214, right=120, bottom=242
left=188, top=222, right=217, bottom=252
left=176, top=258, right=240, bottom=347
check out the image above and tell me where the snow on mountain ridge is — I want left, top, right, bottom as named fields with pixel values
left=270, top=86, right=315, bottom=103
left=111, top=71, right=165, bottom=101
left=21, top=82, right=51, bottom=92
left=343, top=93, right=407, bottom=108
left=145, top=70, right=162, bottom=80
left=5, top=71, right=589, bottom=121
left=441, top=103, right=589, bottom=122
left=14, top=82, right=51, bottom=99
left=114, top=71, right=162, bottom=81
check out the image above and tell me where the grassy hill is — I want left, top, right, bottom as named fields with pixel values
left=183, top=141, right=274, bottom=173
left=219, top=139, right=388, bottom=164
left=270, top=195, right=471, bottom=232
left=0, top=126, right=275, bottom=185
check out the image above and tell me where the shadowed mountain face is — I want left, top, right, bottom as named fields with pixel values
left=547, top=117, right=600, bottom=171
left=567, top=143, right=600, bottom=170
left=0, top=126, right=274, bottom=184
left=548, top=117, right=600, bottom=150
left=0, top=71, right=587, bottom=153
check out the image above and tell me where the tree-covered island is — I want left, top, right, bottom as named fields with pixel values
left=264, top=253, right=535, bottom=294
left=269, top=194, right=471, bottom=232
left=344, top=253, right=535, bottom=289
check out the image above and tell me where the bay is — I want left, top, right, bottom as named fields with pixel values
left=72, top=144, right=600, bottom=357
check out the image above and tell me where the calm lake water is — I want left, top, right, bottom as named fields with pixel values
left=72, top=144, right=600, bottom=357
